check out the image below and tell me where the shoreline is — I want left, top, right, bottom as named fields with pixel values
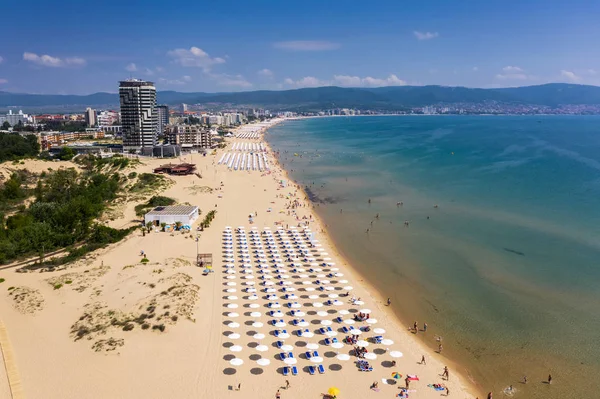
left=262, top=121, right=483, bottom=398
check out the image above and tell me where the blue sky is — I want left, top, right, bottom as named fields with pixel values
left=2, top=0, right=600, bottom=94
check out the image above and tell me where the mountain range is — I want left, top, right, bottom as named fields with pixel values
left=1, top=83, right=600, bottom=111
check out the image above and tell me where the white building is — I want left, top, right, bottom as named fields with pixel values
left=85, top=107, right=97, bottom=127
left=165, top=124, right=213, bottom=149
left=119, top=79, right=157, bottom=152
left=144, top=205, right=199, bottom=227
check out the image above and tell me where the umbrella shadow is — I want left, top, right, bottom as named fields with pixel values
left=307, top=311, right=317, bottom=316
left=295, top=341, right=307, bottom=348
left=324, top=351, right=337, bottom=358
left=381, top=361, right=395, bottom=368
left=223, top=368, right=237, bottom=375
left=223, top=342, right=233, bottom=348
left=248, top=342, right=258, bottom=349
left=249, top=354, right=261, bottom=361
left=329, top=364, right=343, bottom=371
left=373, top=348, right=386, bottom=355
left=244, top=321, right=255, bottom=326
left=246, top=330, right=257, bottom=336
left=250, top=368, right=264, bottom=375
left=223, top=354, right=235, bottom=361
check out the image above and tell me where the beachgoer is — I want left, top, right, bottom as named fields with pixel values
left=413, top=321, right=418, bottom=333
left=438, top=344, right=443, bottom=353
left=548, top=374, right=552, bottom=384
left=368, top=198, right=371, bottom=203
left=238, top=383, right=241, bottom=391
left=391, top=360, right=396, bottom=366
left=423, top=322, right=428, bottom=332
left=405, top=377, right=410, bottom=388
left=487, top=392, right=492, bottom=399
left=285, top=380, right=290, bottom=389
left=523, top=375, right=527, bottom=384
left=387, top=297, right=391, bottom=306
left=276, top=390, right=281, bottom=399
left=443, top=366, right=449, bottom=380
left=421, top=355, right=426, bottom=365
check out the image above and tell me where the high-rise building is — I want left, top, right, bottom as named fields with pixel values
left=119, top=79, right=157, bottom=152
left=156, top=105, right=169, bottom=136
left=85, top=107, right=97, bottom=127
left=165, top=125, right=213, bottom=149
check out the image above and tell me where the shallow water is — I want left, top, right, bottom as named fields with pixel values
left=266, top=115, right=600, bottom=398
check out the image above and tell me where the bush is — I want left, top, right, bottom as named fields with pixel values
left=0, top=278, right=5, bottom=283
left=53, top=283, right=63, bottom=290
left=122, top=323, right=135, bottom=331
left=65, top=280, right=72, bottom=284
left=134, top=195, right=176, bottom=217
left=152, top=324, right=166, bottom=332
left=141, top=323, right=150, bottom=330
left=141, top=258, right=149, bottom=264
left=128, top=172, right=137, bottom=179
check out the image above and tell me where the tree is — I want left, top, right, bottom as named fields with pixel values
left=58, top=146, right=75, bottom=161
left=146, top=221, right=153, bottom=233
left=160, top=222, right=167, bottom=232
left=1, top=121, right=10, bottom=130
left=175, top=221, right=182, bottom=230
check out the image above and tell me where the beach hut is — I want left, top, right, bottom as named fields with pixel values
left=145, top=205, right=199, bottom=227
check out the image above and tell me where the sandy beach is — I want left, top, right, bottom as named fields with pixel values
left=0, top=120, right=480, bottom=399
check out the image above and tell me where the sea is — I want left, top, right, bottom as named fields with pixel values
left=266, top=115, right=600, bottom=399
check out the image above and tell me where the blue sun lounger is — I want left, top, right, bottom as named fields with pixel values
left=305, top=351, right=312, bottom=359
left=282, top=366, right=290, bottom=376
left=308, top=366, right=316, bottom=375
left=276, top=341, right=283, bottom=348
left=292, top=366, right=298, bottom=376
left=318, top=364, right=325, bottom=374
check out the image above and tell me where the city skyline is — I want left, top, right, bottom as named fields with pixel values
left=2, top=0, right=600, bottom=94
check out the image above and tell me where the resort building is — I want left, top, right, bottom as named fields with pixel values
left=156, top=105, right=169, bottom=136
left=165, top=124, right=213, bottom=149
left=144, top=205, right=199, bottom=227
left=85, top=107, right=97, bottom=127
left=119, top=79, right=157, bottom=153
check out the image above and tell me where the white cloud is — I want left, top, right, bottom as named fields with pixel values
left=206, top=72, right=252, bottom=88
left=125, top=63, right=137, bottom=72
left=23, top=52, right=86, bottom=67
left=560, top=70, right=581, bottom=82
left=334, top=74, right=406, bottom=87
left=167, top=46, right=226, bottom=70
left=273, top=41, right=340, bottom=51
left=587, top=69, right=597, bottom=75
left=495, top=73, right=528, bottom=80
left=0, top=79, right=7, bottom=84
left=502, top=66, right=523, bottom=72
left=182, top=75, right=192, bottom=82
left=258, top=68, right=274, bottom=77
left=413, top=31, right=439, bottom=40
left=283, top=76, right=326, bottom=88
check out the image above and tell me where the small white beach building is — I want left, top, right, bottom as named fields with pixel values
left=144, top=205, right=199, bottom=226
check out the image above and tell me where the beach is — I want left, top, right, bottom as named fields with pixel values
left=0, top=119, right=479, bottom=399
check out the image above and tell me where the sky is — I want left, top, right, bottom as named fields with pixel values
left=2, top=0, right=600, bottom=94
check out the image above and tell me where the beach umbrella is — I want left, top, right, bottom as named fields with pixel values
left=249, top=303, right=260, bottom=309
left=280, top=344, right=293, bottom=351
left=228, top=333, right=241, bottom=340
left=252, top=322, right=264, bottom=328
left=366, top=318, right=378, bottom=324
left=302, top=281, right=312, bottom=285
left=229, top=358, right=244, bottom=366
left=374, top=328, right=386, bottom=334
left=392, top=372, right=402, bottom=380
left=308, top=294, right=319, bottom=299
left=343, top=286, right=353, bottom=291
left=265, top=288, right=276, bottom=293
left=256, top=357, right=271, bottom=366
left=364, top=353, right=377, bottom=360
left=250, top=312, right=261, bottom=318
left=328, top=387, right=340, bottom=397
left=381, top=339, right=394, bottom=346
left=225, top=275, right=236, bottom=280
left=313, top=302, right=323, bottom=308
left=283, top=358, right=297, bottom=365
left=316, top=311, right=327, bottom=317
left=336, top=353, right=350, bottom=361
left=225, top=287, right=236, bottom=293
left=305, top=287, right=316, bottom=292
left=226, top=303, right=238, bottom=309
left=310, top=356, right=324, bottom=363
left=306, top=343, right=320, bottom=350
left=245, top=281, right=255, bottom=286
left=321, top=320, right=333, bottom=326
left=333, top=300, right=343, bottom=306
left=325, top=331, right=338, bottom=337
left=275, top=321, right=286, bottom=328
left=349, top=329, right=362, bottom=335
left=227, top=282, right=237, bottom=286
left=291, top=303, right=301, bottom=309
left=227, top=312, right=239, bottom=318
left=389, top=351, right=403, bottom=358
left=324, top=286, right=334, bottom=291
left=230, top=345, right=242, bottom=352
left=328, top=293, right=339, bottom=298
left=294, top=311, right=306, bottom=317
left=339, top=310, right=350, bottom=315
left=343, top=319, right=355, bottom=325
left=331, top=342, right=344, bottom=349
left=253, top=333, right=265, bottom=340
left=303, top=331, right=315, bottom=338
left=359, top=309, right=371, bottom=314
left=353, top=300, right=364, bottom=305
left=256, top=344, right=269, bottom=352
left=226, top=295, right=238, bottom=300
left=279, top=332, right=290, bottom=339
left=356, top=340, right=369, bottom=347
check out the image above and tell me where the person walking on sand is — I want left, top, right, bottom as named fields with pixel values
left=285, top=380, right=290, bottom=389
left=548, top=374, right=552, bottom=384
left=487, top=392, right=493, bottom=399
left=438, top=343, right=443, bottom=353
left=423, top=322, right=428, bottom=332
left=405, top=377, right=410, bottom=389
left=523, top=375, right=527, bottom=384
left=446, top=387, right=450, bottom=396
left=413, top=321, right=418, bottom=333
left=387, top=297, right=391, bottom=306
left=237, top=383, right=241, bottom=391
left=276, top=390, right=281, bottom=399
left=443, top=366, right=449, bottom=380
left=421, top=355, right=426, bottom=365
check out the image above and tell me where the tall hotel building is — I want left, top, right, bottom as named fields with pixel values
left=156, top=105, right=169, bottom=136
left=119, top=79, right=157, bottom=152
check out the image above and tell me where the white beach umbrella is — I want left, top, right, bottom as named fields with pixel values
left=264, top=281, right=274, bottom=286
left=303, top=331, right=315, bottom=338
left=283, top=358, right=297, bottom=365
left=226, top=282, right=237, bottom=286
left=247, top=288, right=257, bottom=293
left=325, top=331, right=338, bottom=337
left=310, top=356, right=324, bottom=364
left=256, top=344, right=268, bottom=352
left=336, top=353, right=351, bottom=361
left=281, top=344, right=293, bottom=351
left=308, top=295, right=319, bottom=299
left=317, top=274, right=326, bottom=278
left=324, top=286, right=335, bottom=291
left=272, top=311, right=284, bottom=317
left=229, top=358, right=244, bottom=366
left=298, top=321, right=309, bottom=327
left=226, top=303, right=238, bottom=309
left=281, top=281, right=292, bottom=286
left=364, top=353, right=377, bottom=360
left=228, top=333, right=241, bottom=340
left=257, top=358, right=271, bottom=366
left=356, top=340, right=369, bottom=347
left=279, top=332, right=290, bottom=339
left=230, top=345, right=243, bottom=352
left=253, top=333, right=265, bottom=340
left=349, top=329, right=362, bottom=335
left=249, top=295, right=259, bottom=301
left=227, top=312, right=239, bottom=318
left=267, top=294, right=277, bottom=300
left=353, top=301, right=364, bottom=305
left=316, top=311, right=328, bottom=317
left=245, top=281, right=255, bottom=286
left=305, top=287, right=316, bottom=292
left=312, top=302, right=323, bottom=308
left=331, top=342, right=344, bottom=349
left=389, top=351, right=403, bottom=358
left=381, top=339, right=394, bottom=346
left=302, top=281, right=312, bottom=285
left=359, top=309, right=372, bottom=314
left=252, top=322, right=264, bottom=328
left=265, top=288, right=276, bottom=293
left=250, top=312, right=261, bottom=318
left=339, top=310, right=350, bottom=315
left=343, top=286, right=353, bottom=291
left=291, top=303, right=301, bottom=309
left=225, top=275, right=236, bottom=280
left=228, top=322, right=240, bottom=328
left=344, top=319, right=355, bottom=325
left=328, top=294, right=339, bottom=298
left=320, top=320, right=333, bottom=326
left=333, top=300, right=343, bottom=306
left=366, top=318, right=378, bottom=324
left=374, top=328, right=386, bottom=334
left=275, top=321, right=286, bottom=328
left=334, top=273, right=344, bottom=277
left=306, top=343, right=320, bottom=350
left=294, top=311, right=306, bottom=317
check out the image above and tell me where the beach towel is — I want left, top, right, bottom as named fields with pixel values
left=407, top=375, right=419, bottom=381
left=427, top=384, right=445, bottom=391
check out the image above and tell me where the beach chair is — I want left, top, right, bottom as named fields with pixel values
left=288, top=352, right=294, bottom=358
left=313, top=351, right=319, bottom=357
left=324, top=338, right=332, bottom=345
left=275, top=330, right=281, bottom=337
left=342, top=326, right=350, bottom=334
left=326, top=327, right=333, bottom=332
left=318, top=365, right=325, bottom=374
left=276, top=341, right=283, bottom=348
left=319, top=286, right=325, bottom=291
left=335, top=317, right=343, bottom=323
left=289, top=310, right=296, bottom=316
left=292, top=319, right=299, bottom=326
left=291, top=366, right=298, bottom=376
left=295, top=329, right=302, bottom=336
left=319, top=328, right=326, bottom=334
left=332, top=337, right=339, bottom=343
left=282, top=366, right=290, bottom=376
left=325, top=300, right=332, bottom=306
left=279, top=352, right=287, bottom=360
left=373, top=336, right=383, bottom=344
left=271, top=320, right=278, bottom=326
left=305, top=351, right=312, bottom=359
left=308, top=366, right=316, bottom=375
left=282, top=329, right=287, bottom=335
left=287, top=303, right=292, bottom=308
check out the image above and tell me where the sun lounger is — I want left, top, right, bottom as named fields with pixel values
left=335, top=317, right=343, bottom=323
left=292, top=366, right=298, bottom=376
left=313, top=351, right=319, bottom=357
left=318, top=364, right=325, bottom=374
left=292, top=319, right=299, bottom=326
left=282, top=366, right=290, bottom=376
left=305, top=351, right=312, bottom=359
left=276, top=341, right=283, bottom=348
left=288, top=352, right=294, bottom=358
left=342, top=326, right=350, bottom=333
left=279, top=352, right=287, bottom=360
left=326, top=327, right=333, bottom=332
left=324, top=338, right=332, bottom=345
left=319, top=328, right=326, bottom=334
left=308, top=366, right=316, bottom=375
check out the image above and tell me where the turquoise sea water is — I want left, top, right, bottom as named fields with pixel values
left=266, top=116, right=600, bottom=398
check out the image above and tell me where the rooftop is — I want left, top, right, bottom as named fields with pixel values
left=146, top=205, right=198, bottom=216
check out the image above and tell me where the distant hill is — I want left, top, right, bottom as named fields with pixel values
left=1, top=83, right=600, bottom=111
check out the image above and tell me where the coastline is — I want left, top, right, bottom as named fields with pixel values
left=263, top=126, right=483, bottom=398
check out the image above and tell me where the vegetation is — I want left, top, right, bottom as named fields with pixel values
left=0, top=167, right=133, bottom=265
left=0, top=133, right=40, bottom=162
left=76, top=154, right=133, bottom=172
left=129, top=173, right=169, bottom=193
left=134, top=195, right=176, bottom=217
left=58, top=146, right=75, bottom=161
left=200, top=210, right=217, bottom=229
left=0, top=278, right=5, bottom=283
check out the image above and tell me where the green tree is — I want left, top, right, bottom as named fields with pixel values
left=146, top=221, right=153, bottom=233
left=1, top=121, right=10, bottom=130
left=2, top=173, right=25, bottom=200
left=58, top=146, right=75, bottom=161
left=160, top=222, right=167, bottom=232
